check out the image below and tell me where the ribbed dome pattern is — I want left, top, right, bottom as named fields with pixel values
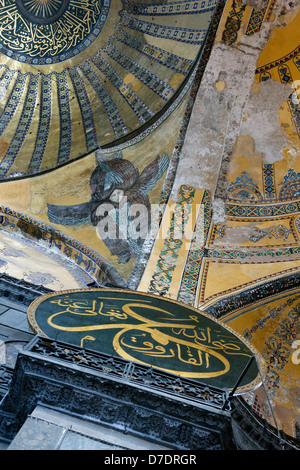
left=0, top=0, right=218, bottom=179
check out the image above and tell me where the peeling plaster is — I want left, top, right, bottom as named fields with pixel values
left=239, top=79, right=291, bottom=164
left=172, top=40, right=263, bottom=199
left=172, top=0, right=300, bottom=236
left=172, top=28, right=273, bottom=227
left=242, top=0, right=267, bottom=10
left=212, top=223, right=260, bottom=247
left=212, top=198, right=226, bottom=225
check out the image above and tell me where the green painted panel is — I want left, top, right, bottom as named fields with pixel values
left=28, top=288, right=264, bottom=390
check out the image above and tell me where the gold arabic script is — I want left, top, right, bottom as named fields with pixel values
left=0, top=0, right=103, bottom=60
left=43, top=295, right=252, bottom=379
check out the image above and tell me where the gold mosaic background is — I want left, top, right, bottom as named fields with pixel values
left=0, top=0, right=299, bottom=440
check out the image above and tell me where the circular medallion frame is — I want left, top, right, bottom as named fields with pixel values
left=16, top=0, right=70, bottom=24
left=0, top=0, right=111, bottom=65
left=27, top=288, right=266, bottom=393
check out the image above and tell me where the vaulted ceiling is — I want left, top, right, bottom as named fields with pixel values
left=0, top=0, right=217, bottom=179
left=0, top=0, right=299, bottom=443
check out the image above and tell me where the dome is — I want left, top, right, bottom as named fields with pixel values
left=0, top=0, right=217, bottom=179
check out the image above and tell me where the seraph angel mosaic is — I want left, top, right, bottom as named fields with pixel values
left=47, top=151, right=169, bottom=263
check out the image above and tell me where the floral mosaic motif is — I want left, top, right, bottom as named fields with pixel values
left=214, top=225, right=227, bottom=239
left=148, top=185, right=196, bottom=296
left=227, top=172, right=262, bottom=201
left=223, top=165, right=300, bottom=219
left=249, top=225, right=291, bottom=243
left=262, top=336, right=290, bottom=370
left=177, top=190, right=212, bottom=306
left=264, top=369, right=280, bottom=396
left=245, top=0, right=271, bottom=36
left=274, top=318, right=298, bottom=345
left=221, top=0, right=246, bottom=46
left=279, top=169, right=300, bottom=199
left=278, top=64, right=293, bottom=85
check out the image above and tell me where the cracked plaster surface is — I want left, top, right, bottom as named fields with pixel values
left=171, top=28, right=273, bottom=201
left=172, top=0, right=300, bottom=229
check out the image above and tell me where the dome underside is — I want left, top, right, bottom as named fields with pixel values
left=0, top=0, right=218, bottom=180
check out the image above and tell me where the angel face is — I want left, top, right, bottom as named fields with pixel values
left=109, top=188, right=125, bottom=203
left=90, top=153, right=169, bottom=263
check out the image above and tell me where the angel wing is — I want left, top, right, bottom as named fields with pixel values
left=138, top=153, right=169, bottom=195
left=97, top=160, right=124, bottom=191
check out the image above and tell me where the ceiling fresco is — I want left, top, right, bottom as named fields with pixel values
left=0, top=0, right=110, bottom=63
left=0, top=0, right=299, bottom=445
left=0, top=0, right=218, bottom=180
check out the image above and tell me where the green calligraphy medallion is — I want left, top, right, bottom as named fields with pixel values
left=28, top=288, right=265, bottom=391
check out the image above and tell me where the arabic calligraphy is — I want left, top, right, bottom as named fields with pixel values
left=16, top=0, right=70, bottom=24
left=31, top=292, right=256, bottom=380
left=0, top=0, right=109, bottom=63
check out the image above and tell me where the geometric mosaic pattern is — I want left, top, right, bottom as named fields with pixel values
left=0, top=0, right=219, bottom=180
